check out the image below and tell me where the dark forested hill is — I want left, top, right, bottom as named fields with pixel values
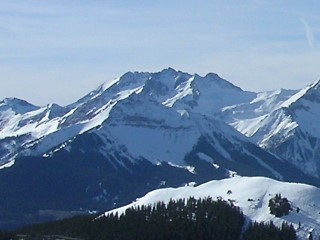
left=12, top=197, right=295, bottom=240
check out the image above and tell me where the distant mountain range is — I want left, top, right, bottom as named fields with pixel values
left=0, top=68, right=319, bottom=229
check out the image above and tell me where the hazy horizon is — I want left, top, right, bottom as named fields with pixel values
left=0, top=0, right=319, bottom=105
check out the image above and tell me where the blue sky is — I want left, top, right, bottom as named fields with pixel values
left=0, top=0, right=319, bottom=105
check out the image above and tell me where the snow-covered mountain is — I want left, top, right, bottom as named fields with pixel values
left=0, top=68, right=311, bottom=183
left=104, top=176, right=320, bottom=240
left=0, top=68, right=254, bottom=168
left=47, top=89, right=311, bottom=182
left=219, top=88, right=298, bottom=133
left=222, top=81, right=320, bottom=178
left=0, top=68, right=318, bottom=229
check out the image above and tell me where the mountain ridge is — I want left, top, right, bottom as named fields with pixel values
left=224, top=78, right=320, bottom=178
left=0, top=68, right=255, bottom=168
left=104, top=176, right=320, bottom=240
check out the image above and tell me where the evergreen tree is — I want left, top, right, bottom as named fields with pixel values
left=13, top=197, right=297, bottom=240
left=269, top=194, right=292, bottom=217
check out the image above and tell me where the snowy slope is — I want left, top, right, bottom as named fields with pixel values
left=0, top=72, right=151, bottom=166
left=219, top=88, right=298, bottom=139
left=266, top=81, right=320, bottom=178
left=222, top=80, right=320, bottom=178
left=0, top=100, right=70, bottom=167
left=98, top=93, right=199, bottom=165
left=104, top=176, right=320, bottom=240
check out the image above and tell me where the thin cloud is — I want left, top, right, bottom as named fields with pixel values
left=300, top=17, right=315, bottom=48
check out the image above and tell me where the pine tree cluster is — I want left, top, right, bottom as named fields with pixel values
left=0, top=231, right=14, bottom=240
left=268, top=194, right=292, bottom=217
left=243, top=221, right=296, bottom=240
left=12, top=197, right=297, bottom=240
left=93, top=197, right=245, bottom=240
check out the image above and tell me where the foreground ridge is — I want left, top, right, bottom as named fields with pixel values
left=105, top=176, right=320, bottom=239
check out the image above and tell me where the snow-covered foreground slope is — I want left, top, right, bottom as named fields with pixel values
left=105, top=176, right=320, bottom=240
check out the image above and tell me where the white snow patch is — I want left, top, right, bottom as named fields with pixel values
left=0, top=160, right=15, bottom=169
left=212, top=163, right=220, bottom=169
left=107, top=125, right=200, bottom=165
left=167, top=162, right=196, bottom=174
left=281, top=87, right=309, bottom=108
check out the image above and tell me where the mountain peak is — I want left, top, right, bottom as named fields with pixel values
left=204, top=72, right=220, bottom=79
left=156, top=68, right=191, bottom=80
left=310, top=79, right=320, bottom=90
left=1, top=97, right=32, bottom=106
left=0, top=97, right=39, bottom=114
left=281, top=79, right=320, bottom=109
left=160, top=67, right=178, bottom=75
left=142, top=69, right=191, bottom=97
left=203, top=73, right=243, bottom=91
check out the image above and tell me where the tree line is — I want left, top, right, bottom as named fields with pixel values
left=1, top=197, right=297, bottom=240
